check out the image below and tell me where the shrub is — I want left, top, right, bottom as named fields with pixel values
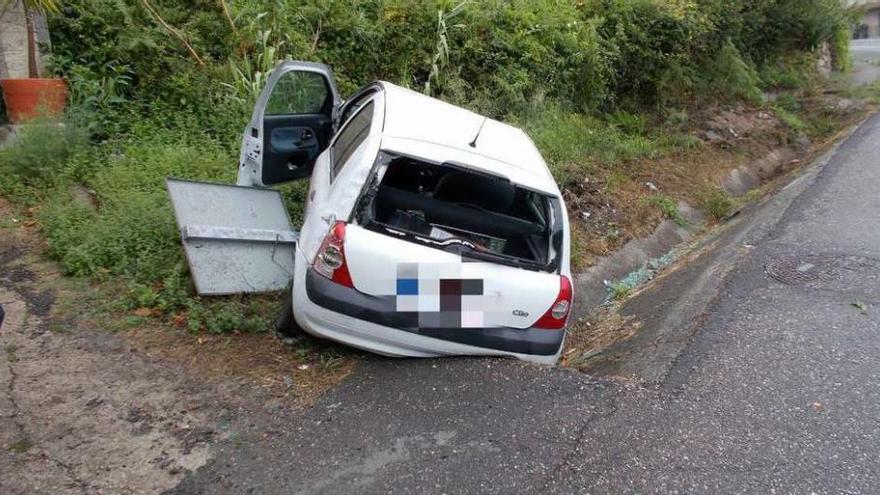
left=830, top=23, right=853, bottom=73
left=39, top=137, right=232, bottom=281
left=8, top=0, right=854, bottom=334
left=706, top=41, right=763, bottom=105
left=0, top=121, right=88, bottom=191
left=702, top=188, right=733, bottom=221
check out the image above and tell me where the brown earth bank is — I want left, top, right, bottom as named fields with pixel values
left=566, top=93, right=866, bottom=269
left=562, top=95, right=875, bottom=371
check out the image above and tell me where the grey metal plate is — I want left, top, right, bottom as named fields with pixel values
left=166, top=178, right=298, bottom=295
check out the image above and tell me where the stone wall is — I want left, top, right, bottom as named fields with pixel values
left=0, top=2, right=49, bottom=79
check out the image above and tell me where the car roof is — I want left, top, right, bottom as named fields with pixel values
left=375, top=82, right=559, bottom=194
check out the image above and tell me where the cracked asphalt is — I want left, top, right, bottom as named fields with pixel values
left=169, top=115, right=880, bottom=493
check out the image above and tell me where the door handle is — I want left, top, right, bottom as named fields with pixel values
left=301, top=129, right=314, bottom=141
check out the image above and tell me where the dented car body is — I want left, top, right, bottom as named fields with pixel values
left=168, top=61, right=572, bottom=364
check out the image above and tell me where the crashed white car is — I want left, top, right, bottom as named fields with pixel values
left=168, top=61, right=572, bottom=364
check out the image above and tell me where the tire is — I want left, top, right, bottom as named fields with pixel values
left=274, top=282, right=306, bottom=341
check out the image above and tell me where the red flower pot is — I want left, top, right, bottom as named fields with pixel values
left=1, top=78, right=68, bottom=123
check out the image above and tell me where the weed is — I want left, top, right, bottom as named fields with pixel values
left=4, top=344, right=18, bottom=361
left=773, top=106, right=808, bottom=133
left=605, top=169, right=627, bottom=192
left=775, top=93, right=801, bottom=113
left=569, top=225, right=588, bottom=271
left=609, top=282, right=632, bottom=301
left=663, top=109, right=689, bottom=131
left=641, top=194, right=687, bottom=227
left=702, top=188, right=733, bottom=221
left=606, top=111, right=648, bottom=135
left=851, top=302, right=868, bottom=315
left=831, top=24, right=853, bottom=73
left=518, top=104, right=661, bottom=180
left=0, top=120, right=88, bottom=195
left=759, top=54, right=816, bottom=91
left=7, top=438, right=33, bottom=453
left=657, top=133, right=703, bottom=151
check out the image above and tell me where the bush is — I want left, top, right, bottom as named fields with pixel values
left=5, top=0, right=852, bottom=334
left=702, top=188, right=733, bottom=221
left=705, top=41, right=763, bottom=105
left=40, top=136, right=233, bottom=282
left=0, top=121, right=88, bottom=191
left=759, top=53, right=818, bottom=91
left=830, top=24, right=853, bottom=73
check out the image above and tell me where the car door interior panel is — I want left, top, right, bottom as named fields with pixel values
left=262, top=114, right=333, bottom=184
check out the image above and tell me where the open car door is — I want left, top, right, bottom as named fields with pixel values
left=237, top=61, right=341, bottom=187
left=167, top=62, right=340, bottom=295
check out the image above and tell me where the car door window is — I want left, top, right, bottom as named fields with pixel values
left=338, top=86, right=380, bottom=125
left=265, top=71, right=330, bottom=116
left=331, top=101, right=374, bottom=179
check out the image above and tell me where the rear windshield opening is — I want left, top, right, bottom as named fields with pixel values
left=356, top=154, right=561, bottom=271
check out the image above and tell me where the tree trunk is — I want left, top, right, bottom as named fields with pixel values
left=25, top=6, right=39, bottom=78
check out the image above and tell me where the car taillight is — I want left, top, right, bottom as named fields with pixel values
left=313, top=221, right=354, bottom=288
left=534, top=275, right=573, bottom=330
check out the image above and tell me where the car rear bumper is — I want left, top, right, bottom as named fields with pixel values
left=292, top=253, right=564, bottom=364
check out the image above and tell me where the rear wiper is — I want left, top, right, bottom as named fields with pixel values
left=372, top=223, right=554, bottom=272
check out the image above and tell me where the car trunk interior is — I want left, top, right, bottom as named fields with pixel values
left=356, top=154, right=560, bottom=270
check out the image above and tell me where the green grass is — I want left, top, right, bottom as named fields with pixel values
left=773, top=106, right=808, bottom=133
left=517, top=104, right=663, bottom=182
left=0, top=121, right=284, bottom=335
left=641, top=194, right=688, bottom=227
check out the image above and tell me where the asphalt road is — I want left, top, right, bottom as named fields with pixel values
left=181, top=43, right=876, bottom=494
left=171, top=105, right=880, bottom=492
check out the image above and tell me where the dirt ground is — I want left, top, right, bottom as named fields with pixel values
left=0, top=206, right=354, bottom=494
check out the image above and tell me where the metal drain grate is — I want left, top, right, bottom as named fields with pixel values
left=765, top=254, right=880, bottom=286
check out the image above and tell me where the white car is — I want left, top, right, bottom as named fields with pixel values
left=168, top=62, right=572, bottom=365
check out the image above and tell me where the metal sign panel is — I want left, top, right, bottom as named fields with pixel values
left=166, top=178, right=299, bottom=295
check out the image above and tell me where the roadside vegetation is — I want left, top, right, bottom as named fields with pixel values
left=0, top=0, right=863, bottom=337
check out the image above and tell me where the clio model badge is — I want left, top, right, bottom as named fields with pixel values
left=512, top=309, right=529, bottom=318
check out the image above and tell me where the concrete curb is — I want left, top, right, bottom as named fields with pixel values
left=572, top=145, right=798, bottom=320
left=576, top=112, right=875, bottom=381
left=571, top=112, right=870, bottom=323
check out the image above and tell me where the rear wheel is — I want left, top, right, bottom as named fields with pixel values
left=274, top=282, right=306, bottom=343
